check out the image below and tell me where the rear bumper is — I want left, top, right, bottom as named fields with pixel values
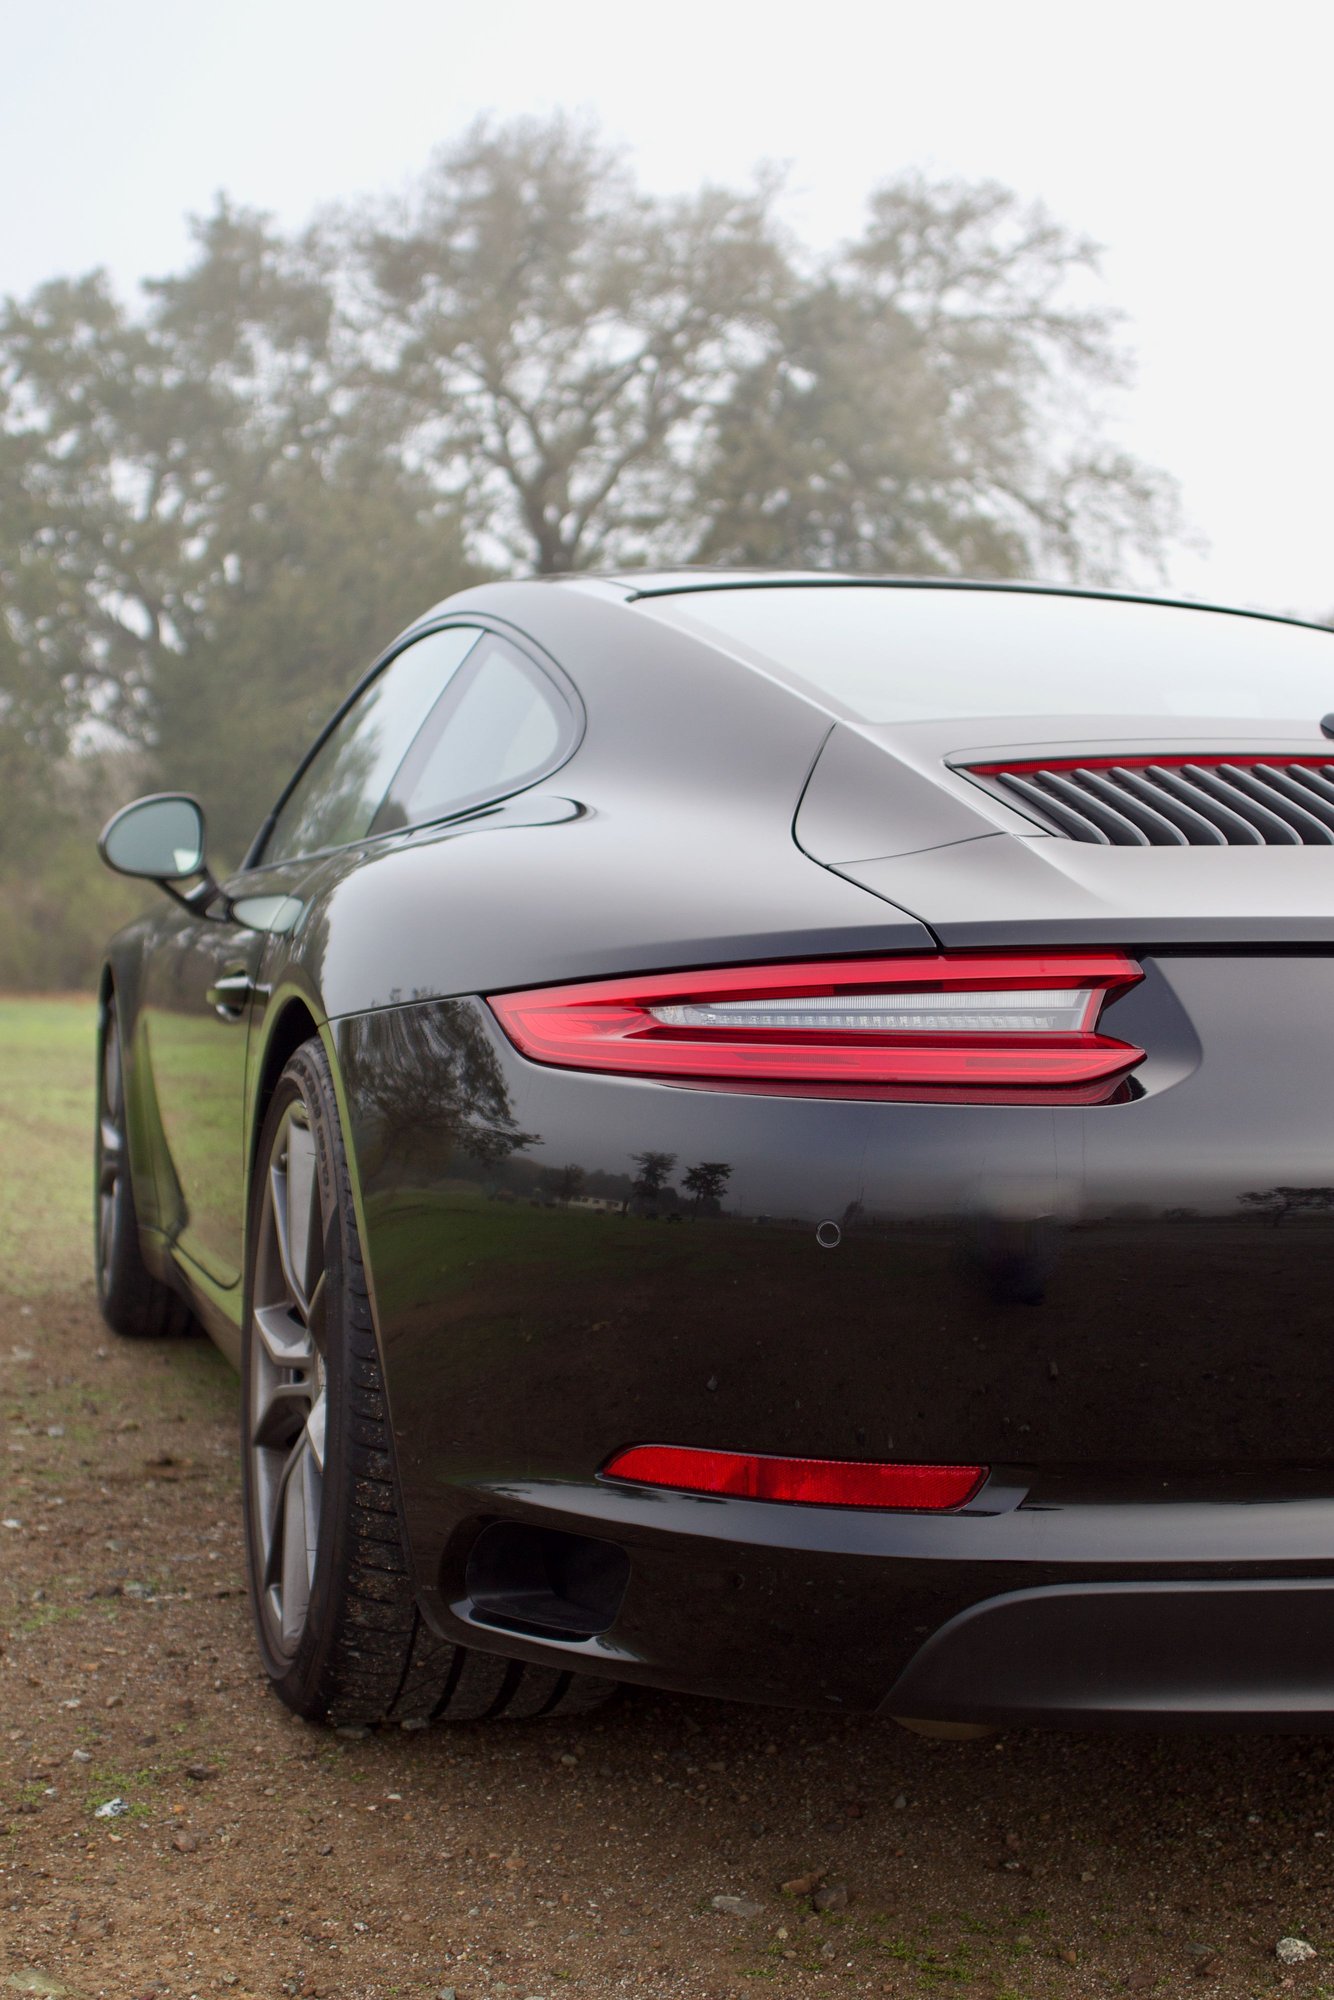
left=422, top=1471, right=1334, bottom=1727
left=332, top=963, right=1334, bottom=1725
left=886, top=1578, right=1334, bottom=1730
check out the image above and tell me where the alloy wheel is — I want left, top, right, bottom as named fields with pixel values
left=248, top=1099, right=328, bottom=1659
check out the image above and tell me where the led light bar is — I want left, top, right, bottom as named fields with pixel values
left=649, top=989, right=1095, bottom=1034
left=486, top=953, right=1145, bottom=1102
left=601, top=1444, right=986, bottom=1511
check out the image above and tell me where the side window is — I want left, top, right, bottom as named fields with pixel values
left=262, top=626, right=481, bottom=864
left=373, top=633, right=571, bottom=833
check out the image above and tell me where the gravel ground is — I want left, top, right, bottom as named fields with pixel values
left=3, top=1286, right=1333, bottom=2000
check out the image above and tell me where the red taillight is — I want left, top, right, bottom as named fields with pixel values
left=601, top=1444, right=986, bottom=1511
left=486, top=953, right=1144, bottom=1102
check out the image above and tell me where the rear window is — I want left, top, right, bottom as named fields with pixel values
left=637, top=586, right=1334, bottom=723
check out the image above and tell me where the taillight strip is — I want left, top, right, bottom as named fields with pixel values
left=486, top=953, right=1144, bottom=1101
left=601, top=1445, right=986, bottom=1511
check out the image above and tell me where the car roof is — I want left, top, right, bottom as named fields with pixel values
left=562, top=569, right=1331, bottom=637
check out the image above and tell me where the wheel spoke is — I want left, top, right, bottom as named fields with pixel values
left=252, top=1382, right=311, bottom=1452
left=261, top=1438, right=296, bottom=1589
left=270, top=1115, right=319, bottom=1317
left=253, top=1302, right=315, bottom=1370
left=304, top=1387, right=327, bottom=1474
left=268, top=1163, right=302, bottom=1317
left=272, top=1433, right=320, bottom=1647
left=98, top=1190, right=116, bottom=1282
left=103, top=1023, right=122, bottom=1119
left=301, top=1443, right=322, bottom=1566
left=264, top=1431, right=305, bottom=1570
left=277, top=1448, right=309, bottom=1644
left=251, top=1307, right=317, bottom=1446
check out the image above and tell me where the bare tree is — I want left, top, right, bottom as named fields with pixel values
left=0, top=117, right=1183, bottom=987
left=353, top=115, right=790, bottom=573
left=697, top=174, right=1179, bottom=582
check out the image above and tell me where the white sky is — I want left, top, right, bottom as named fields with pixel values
left=4, top=0, right=1331, bottom=616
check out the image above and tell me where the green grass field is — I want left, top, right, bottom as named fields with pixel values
left=0, top=994, right=98, bottom=1294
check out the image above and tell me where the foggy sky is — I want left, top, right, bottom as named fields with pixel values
left=5, top=0, right=1330, bottom=617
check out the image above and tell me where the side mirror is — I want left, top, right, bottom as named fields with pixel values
left=98, top=794, right=209, bottom=890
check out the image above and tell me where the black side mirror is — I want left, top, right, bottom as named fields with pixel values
left=98, top=794, right=215, bottom=905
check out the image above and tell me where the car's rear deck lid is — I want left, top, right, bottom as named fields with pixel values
left=835, top=834, right=1334, bottom=946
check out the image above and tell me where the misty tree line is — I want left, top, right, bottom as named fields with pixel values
left=0, top=114, right=1180, bottom=987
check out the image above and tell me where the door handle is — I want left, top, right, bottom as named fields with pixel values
left=206, top=970, right=256, bottom=1019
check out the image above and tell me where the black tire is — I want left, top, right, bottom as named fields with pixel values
left=241, top=1038, right=615, bottom=1728
left=95, top=998, right=194, bottom=1340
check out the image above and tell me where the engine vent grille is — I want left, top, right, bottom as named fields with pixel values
left=970, top=756, right=1334, bottom=847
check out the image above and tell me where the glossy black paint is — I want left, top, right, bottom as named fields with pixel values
left=326, top=969, right=1334, bottom=1714
left=101, top=575, right=1334, bottom=1723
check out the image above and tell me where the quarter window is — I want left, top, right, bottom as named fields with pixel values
left=262, top=626, right=481, bottom=864
left=373, top=633, right=569, bottom=832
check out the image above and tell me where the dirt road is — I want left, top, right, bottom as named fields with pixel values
left=2, top=1285, right=1332, bottom=2000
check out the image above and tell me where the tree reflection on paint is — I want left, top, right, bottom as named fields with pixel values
left=682, top=1161, right=732, bottom=1213
left=340, top=998, right=539, bottom=1186
left=1239, top=1185, right=1334, bottom=1229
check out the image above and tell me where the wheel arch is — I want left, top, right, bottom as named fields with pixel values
left=246, top=995, right=381, bottom=1336
left=243, top=992, right=397, bottom=1527
left=248, top=996, right=323, bottom=1185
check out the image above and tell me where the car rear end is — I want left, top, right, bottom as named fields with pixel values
left=339, top=581, right=1334, bottom=1728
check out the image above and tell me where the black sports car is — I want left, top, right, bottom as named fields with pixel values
left=96, top=573, right=1334, bottom=1733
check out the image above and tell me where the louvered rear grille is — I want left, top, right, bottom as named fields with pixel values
left=970, top=756, right=1334, bottom=847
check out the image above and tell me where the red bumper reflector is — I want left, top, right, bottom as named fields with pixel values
left=486, top=953, right=1144, bottom=1102
left=600, top=1445, right=986, bottom=1511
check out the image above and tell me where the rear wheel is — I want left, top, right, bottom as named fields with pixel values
left=241, top=1038, right=614, bottom=1726
left=95, top=1000, right=193, bottom=1340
